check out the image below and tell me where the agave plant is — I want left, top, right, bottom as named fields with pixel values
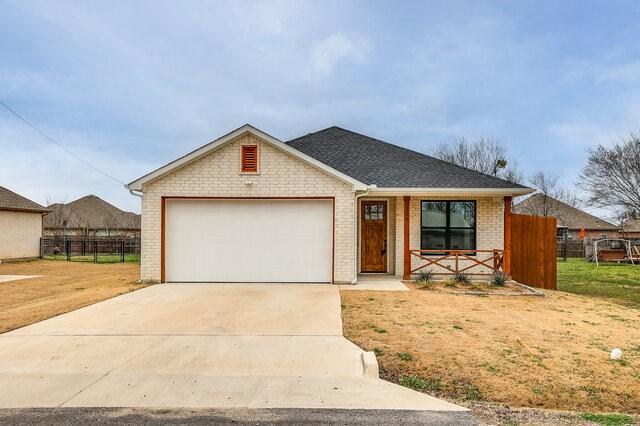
left=453, top=271, right=471, bottom=285
left=491, top=271, right=510, bottom=286
left=414, top=269, right=434, bottom=289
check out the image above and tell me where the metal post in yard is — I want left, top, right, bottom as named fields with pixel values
left=121, top=240, right=125, bottom=263
left=65, top=240, right=70, bottom=261
left=39, top=238, right=43, bottom=259
left=94, top=240, right=97, bottom=263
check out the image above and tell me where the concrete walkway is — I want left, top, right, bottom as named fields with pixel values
left=0, top=283, right=464, bottom=411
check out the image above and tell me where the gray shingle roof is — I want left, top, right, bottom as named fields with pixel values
left=0, top=186, right=47, bottom=212
left=286, top=126, right=528, bottom=189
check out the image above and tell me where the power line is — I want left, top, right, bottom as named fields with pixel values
left=0, top=99, right=126, bottom=186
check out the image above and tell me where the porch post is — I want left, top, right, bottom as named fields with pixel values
left=504, top=196, right=512, bottom=275
left=403, top=196, right=411, bottom=280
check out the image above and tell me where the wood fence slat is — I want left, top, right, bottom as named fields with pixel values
left=510, top=213, right=557, bottom=290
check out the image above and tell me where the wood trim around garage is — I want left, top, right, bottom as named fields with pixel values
left=160, top=196, right=337, bottom=284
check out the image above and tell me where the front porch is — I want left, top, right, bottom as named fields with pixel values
left=357, top=195, right=512, bottom=281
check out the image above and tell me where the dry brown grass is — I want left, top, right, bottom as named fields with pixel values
left=0, top=260, right=146, bottom=333
left=341, top=285, right=640, bottom=414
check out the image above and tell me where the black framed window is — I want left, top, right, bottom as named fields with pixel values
left=420, top=201, right=476, bottom=251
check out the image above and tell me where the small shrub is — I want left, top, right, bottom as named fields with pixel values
left=415, top=269, right=434, bottom=285
left=491, top=271, right=510, bottom=286
left=453, top=272, right=471, bottom=285
left=400, top=375, right=443, bottom=392
left=579, top=413, right=634, bottom=426
left=443, top=280, right=456, bottom=288
left=396, top=352, right=414, bottom=361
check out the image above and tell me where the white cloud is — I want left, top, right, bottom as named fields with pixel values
left=310, top=34, right=370, bottom=77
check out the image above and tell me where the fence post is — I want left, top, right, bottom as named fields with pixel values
left=39, top=238, right=43, bottom=259
left=121, top=241, right=125, bottom=263
left=65, top=240, right=70, bottom=261
left=94, top=241, right=97, bottom=263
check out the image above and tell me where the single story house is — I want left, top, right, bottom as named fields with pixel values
left=0, top=186, right=48, bottom=260
left=127, top=125, right=532, bottom=284
left=44, top=195, right=140, bottom=238
left=513, top=194, right=618, bottom=241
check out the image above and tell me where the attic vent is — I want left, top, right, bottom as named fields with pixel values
left=241, top=145, right=258, bottom=172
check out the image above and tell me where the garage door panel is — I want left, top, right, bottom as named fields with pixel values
left=165, top=199, right=333, bottom=283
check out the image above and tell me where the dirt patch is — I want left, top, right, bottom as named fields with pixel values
left=341, top=287, right=640, bottom=414
left=0, top=260, right=146, bottom=333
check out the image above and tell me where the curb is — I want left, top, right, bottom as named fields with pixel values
left=361, top=351, right=379, bottom=378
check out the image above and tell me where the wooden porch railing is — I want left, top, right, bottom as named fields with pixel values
left=409, top=249, right=505, bottom=276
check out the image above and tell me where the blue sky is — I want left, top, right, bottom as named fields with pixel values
left=1, top=0, right=639, bottom=214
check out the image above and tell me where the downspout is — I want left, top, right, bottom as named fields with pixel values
left=352, top=185, right=376, bottom=283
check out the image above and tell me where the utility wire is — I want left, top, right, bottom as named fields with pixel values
left=0, top=99, right=126, bottom=186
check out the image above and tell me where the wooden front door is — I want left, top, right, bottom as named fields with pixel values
left=361, top=201, right=387, bottom=272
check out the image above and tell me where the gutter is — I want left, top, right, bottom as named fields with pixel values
left=128, top=188, right=143, bottom=198
left=352, top=184, right=376, bottom=283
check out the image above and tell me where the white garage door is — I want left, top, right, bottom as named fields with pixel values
left=165, top=199, right=333, bottom=283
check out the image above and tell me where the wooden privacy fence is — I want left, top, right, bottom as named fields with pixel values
left=509, top=213, right=557, bottom=290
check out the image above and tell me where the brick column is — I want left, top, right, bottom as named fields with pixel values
left=403, top=196, right=411, bottom=280
left=503, top=196, right=512, bottom=275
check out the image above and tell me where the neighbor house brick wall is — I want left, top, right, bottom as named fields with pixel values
left=394, top=196, right=505, bottom=277
left=140, top=133, right=356, bottom=283
left=0, top=210, right=42, bottom=260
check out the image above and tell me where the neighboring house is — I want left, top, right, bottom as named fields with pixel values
left=0, top=186, right=48, bottom=260
left=127, top=124, right=532, bottom=284
left=513, top=193, right=618, bottom=240
left=43, top=195, right=141, bottom=238
left=621, top=217, right=640, bottom=240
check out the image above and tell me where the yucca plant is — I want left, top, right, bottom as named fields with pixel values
left=415, top=269, right=434, bottom=289
left=453, top=271, right=471, bottom=285
left=491, top=271, right=510, bottom=286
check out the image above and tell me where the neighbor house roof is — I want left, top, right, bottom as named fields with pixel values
left=287, top=126, right=531, bottom=194
left=513, top=193, right=617, bottom=230
left=622, top=218, right=640, bottom=233
left=44, top=195, right=140, bottom=230
left=0, top=186, right=48, bottom=213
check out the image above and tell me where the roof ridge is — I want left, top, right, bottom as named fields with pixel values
left=288, top=126, right=528, bottom=188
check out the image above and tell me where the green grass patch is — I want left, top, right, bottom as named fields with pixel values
left=580, top=412, right=634, bottom=425
left=557, top=259, right=640, bottom=308
left=399, top=375, right=443, bottom=392
left=396, top=352, right=413, bottom=361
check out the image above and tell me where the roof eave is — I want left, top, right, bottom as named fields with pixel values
left=367, top=187, right=535, bottom=197
left=0, top=207, right=49, bottom=214
left=127, top=124, right=367, bottom=192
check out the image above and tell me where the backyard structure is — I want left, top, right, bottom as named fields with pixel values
left=44, top=194, right=140, bottom=238
left=0, top=186, right=49, bottom=261
left=591, top=238, right=640, bottom=266
left=128, top=124, right=538, bottom=285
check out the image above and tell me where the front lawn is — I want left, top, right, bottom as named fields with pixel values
left=558, top=258, right=640, bottom=308
left=0, top=260, right=147, bottom=333
left=341, top=286, right=640, bottom=415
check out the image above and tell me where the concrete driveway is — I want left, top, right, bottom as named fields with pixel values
left=0, top=283, right=464, bottom=411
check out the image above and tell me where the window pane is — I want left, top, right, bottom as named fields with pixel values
left=422, top=202, right=447, bottom=227
left=450, top=229, right=475, bottom=250
left=421, top=228, right=446, bottom=250
left=450, top=202, right=475, bottom=228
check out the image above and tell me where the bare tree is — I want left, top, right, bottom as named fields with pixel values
left=432, top=136, right=523, bottom=183
left=578, top=132, right=640, bottom=213
left=44, top=196, right=72, bottom=238
left=517, top=171, right=581, bottom=220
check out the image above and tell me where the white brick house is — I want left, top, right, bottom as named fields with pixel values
left=128, top=125, right=532, bottom=284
